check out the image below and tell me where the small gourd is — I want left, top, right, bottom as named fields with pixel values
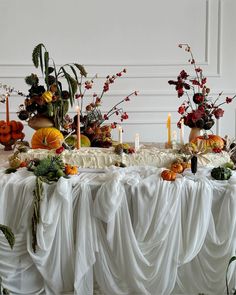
left=171, top=162, right=184, bottom=173
left=161, top=169, right=177, bottom=181
left=211, top=166, right=232, bottom=180
left=65, top=164, right=78, bottom=175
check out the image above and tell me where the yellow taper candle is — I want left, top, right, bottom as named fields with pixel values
left=76, top=106, right=81, bottom=149
left=167, top=113, right=171, bottom=145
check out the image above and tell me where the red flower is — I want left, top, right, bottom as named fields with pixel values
left=179, top=70, right=188, bottom=79
left=110, top=122, right=117, bottom=129
left=190, top=80, right=200, bottom=86
left=212, top=147, right=222, bottom=153
left=193, top=93, right=204, bottom=104
left=177, top=88, right=184, bottom=97
left=121, top=112, right=129, bottom=120
left=195, top=68, right=202, bottom=72
left=213, top=108, right=224, bottom=119
left=85, top=81, right=93, bottom=90
left=226, top=97, right=233, bottom=104
left=178, top=105, right=185, bottom=115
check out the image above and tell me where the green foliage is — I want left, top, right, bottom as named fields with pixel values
left=32, top=43, right=45, bottom=71
left=0, top=224, right=15, bottom=249
left=32, top=176, right=43, bottom=253
left=33, top=156, right=65, bottom=179
left=25, top=74, right=39, bottom=86
left=29, top=44, right=88, bottom=130
left=74, top=63, right=87, bottom=77
left=226, top=256, right=236, bottom=295
left=30, top=155, right=67, bottom=252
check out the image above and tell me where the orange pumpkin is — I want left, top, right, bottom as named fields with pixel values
left=0, top=133, right=11, bottom=143
left=161, top=169, right=177, bottom=181
left=65, top=164, right=78, bottom=175
left=0, top=123, right=11, bottom=135
left=0, top=120, right=5, bottom=128
left=191, top=134, right=224, bottom=150
left=171, top=162, right=184, bottom=173
left=31, top=127, right=64, bottom=149
left=12, top=131, right=25, bottom=140
left=181, top=161, right=191, bottom=170
left=10, top=120, right=18, bottom=131
left=16, top=121, right=24, bottom=131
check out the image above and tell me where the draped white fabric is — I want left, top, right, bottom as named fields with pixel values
left=0, top=165, right=236, bottom=295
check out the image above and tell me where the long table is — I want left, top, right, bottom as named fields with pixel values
left=0, top=151, right=236, bottom=294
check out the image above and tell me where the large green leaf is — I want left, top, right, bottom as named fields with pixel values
left=44, top=51, right=49, bottom=89
left=61, top=68, right=77, bottom=106
left=226, top=256, right=236, bottom=295
left=0, top=224, right=15, bottom=249
left=32, top=43, right=47, bottom=78
left=74, top=63, right=87, bottom=77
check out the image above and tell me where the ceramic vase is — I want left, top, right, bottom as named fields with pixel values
left=189, top=127, right=202, bottom=142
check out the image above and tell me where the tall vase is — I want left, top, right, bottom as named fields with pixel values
left=189, top=127, right=202, bottom=142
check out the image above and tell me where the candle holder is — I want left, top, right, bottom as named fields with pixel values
left=1, top=139, right=17, bottom=151
left=165, top=142, right=173, bottom=149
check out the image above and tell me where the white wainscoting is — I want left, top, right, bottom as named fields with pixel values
left=0, top=0, right=235, bottom=144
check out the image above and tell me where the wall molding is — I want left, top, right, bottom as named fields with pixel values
left=0, top=0, right=222, bottom=79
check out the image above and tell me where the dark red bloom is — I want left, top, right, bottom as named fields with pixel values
left=178, top=105, right=185, bottom=115
left=177, top=88, right=184, bottom=97
left=201, top=77, right=207, bottom=85
left=190, top=80, right=200, bottom=86
left=110, top=122, right=117, bottom=129
left=195, top=68, right=202, bottom=72
left=226, top=97, right=233, bottom=104
left=193, top=93, right=204, bottom=104
left=179, top=70, right=188, bottom=79
left=121, top=112, right=129, bottom=120
left=212, top=147, right=222, bottom=153
left=213, top=108, right=224, bottom=119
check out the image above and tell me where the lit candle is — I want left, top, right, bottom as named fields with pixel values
left=118, top=126, right=123, bottom=144
left=180, top=119, right=184, bottom=144
left=167, top=113, right=171, bottom=146
left=6, top=94, right=9, bottom=123
left=172, top=130, right=177, bottom=149
left=172, top=130, right=177, bottom=141
left=134, top=133, right=140, bottom=151
left=76, top=106, right=81, bottom=149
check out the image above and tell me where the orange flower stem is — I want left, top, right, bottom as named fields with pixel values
left=6, top=94, right=10, bottom=123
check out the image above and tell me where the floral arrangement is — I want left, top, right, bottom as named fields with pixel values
left=16, top=43, right=137, bottom=148
left=168, top=44, right=236, bottom=130
left=72, top=69, right=138, bottom=147
left=17, top=43, right=87, bottom=131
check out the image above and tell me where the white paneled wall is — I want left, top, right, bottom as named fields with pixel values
left=0, top=0, right=235, bottom=144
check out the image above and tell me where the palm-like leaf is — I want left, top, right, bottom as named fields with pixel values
left=0, top=224, right=15, bottom=249
left=74, top=63, right=87, bottom=77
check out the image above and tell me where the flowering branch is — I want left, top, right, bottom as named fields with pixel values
left=169, top=44, right=236, bottom=130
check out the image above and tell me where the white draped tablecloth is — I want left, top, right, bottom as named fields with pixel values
left=0, top=155, right=236, bottom=294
